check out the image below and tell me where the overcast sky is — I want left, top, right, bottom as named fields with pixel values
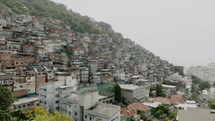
left=53, top=0, right=215, bottom=67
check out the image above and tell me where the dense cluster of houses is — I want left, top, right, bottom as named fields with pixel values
left=0, top=11, right=202, bottom=121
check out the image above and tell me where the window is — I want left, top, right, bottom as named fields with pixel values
left=85, top=115, right=87, bottom=118
left=75, top=112, right=77, bottom=116
left=28, top=104, right=30, bottom=106
left=55, top=100, right=59, bottom=104
left=23, top=105, right=25, bottom=107
left=55, top=94, right=59, bottom=97
left=44, top=89, right=46, bottom=91
left=90, top=117, right=92, bottom=120
left=18, top=106, right=21, bottom=108
left=69, top=112, right=71, bottom=115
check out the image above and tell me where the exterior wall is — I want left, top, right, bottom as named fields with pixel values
left=121, top=89, right=133, bottom=102
left=13, top=89, right=28, bottom=97
left=39, top=81, right=64, bottom=113
left=11, top=97, right=39, bottom=112
left=39, top=81, right=77, bottom=113
left=57, top=75, right=78, bottom=86
left=79, top=90, right=98, bottom=109
left=133, top=87, right=145, bottom=102
left=64, top=102, right=80, bottom=121
left=13, top=83, right=28, bottom=97
left=35, top=73, right=46, bottom=93
left=162, top=85, right=177, bottom=97
left=26, top=76, right=36, bottom=94
left=121, top=86, right=145, bottom=103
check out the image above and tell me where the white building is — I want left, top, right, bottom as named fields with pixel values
left=39, top=80, right=77, bottom=113
left=120, top=84, right=145, bottom=103
left=59, top=86, right=120, bottom=121
left=175, top=100, right=198, bottom=111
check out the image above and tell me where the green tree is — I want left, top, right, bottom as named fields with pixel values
left=199, top=81, right=211, bottom=90
left=191, top=75, right=202, bottom=85
left=208, top=100, right=215, bottom=109
left=23, top=106, right=73, bottom=121
left=114, top=83, right=122, bottom=102
left=171, top=66, right=184, bottom=76
left=0, top=85, right=14, bottom=121
left=154, top=104, right=174, bottom=120
left=156, top=84, right=165, bottom=97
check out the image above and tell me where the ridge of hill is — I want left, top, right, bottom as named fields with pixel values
left=0, top=0, right=113, bottom=34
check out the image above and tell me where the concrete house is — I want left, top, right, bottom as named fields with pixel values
left=120, top=84, right=145, bottom=103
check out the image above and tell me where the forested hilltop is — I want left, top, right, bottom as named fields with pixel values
left=0, top=0, right=113, bottom=34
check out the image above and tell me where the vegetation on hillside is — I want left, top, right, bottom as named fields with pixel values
left=0, top=0, right=113, bottom=34
left=0, top=85, right=14, bottom=121
left=192, top=75, right=211, bottom=91
left=191, top=75, right=211, bottom=100
left=171, top=66, right=184, bottom=76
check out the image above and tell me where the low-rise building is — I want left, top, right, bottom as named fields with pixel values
left=120, top=84, right=145, bottom=103
left=162, top=84, right=176, bottom=97
left=11, top=96, right=39, bottom=112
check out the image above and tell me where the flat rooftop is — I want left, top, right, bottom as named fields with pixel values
left=13, top=96, right=39, bottom=105
left=65, top=93, right=79, bottom=102
left=178, top=108, right=215, bottom=121
left=98, top=95, right=108, bottom=100
left=119, top=84, right=140, bottom=90
left=87, top=103, right=120, bottom=118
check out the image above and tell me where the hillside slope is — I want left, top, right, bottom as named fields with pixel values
left=0, top=0, right=177, bottom=81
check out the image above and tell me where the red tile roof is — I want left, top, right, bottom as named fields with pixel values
left=153, top=97, right=171, bottom=105
left=121, top=103, right=151, bottom=118
left=170, top=95, right=185, bottom=104
left=128, top=103, right=151, bottom=112
left=153, top=95, right=185, bottom=105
